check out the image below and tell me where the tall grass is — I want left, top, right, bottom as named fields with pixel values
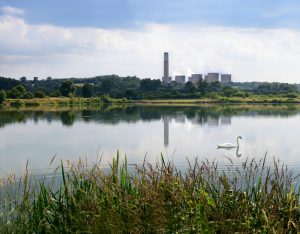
left=0, top=154, right=299, bottom=233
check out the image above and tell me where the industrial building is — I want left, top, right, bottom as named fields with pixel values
left=220, top=74, right=232, bottom=83
left=162, top=52, right=172, bottom=83
left=161, top=52, right=233, bottom=84
left=206, top=73, right=219, bottom=83
left=188, top=74, right=203, bottom=84
left=175, top=75, right=185, bottom=84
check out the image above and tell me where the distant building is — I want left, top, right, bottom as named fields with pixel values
left=175, top=75, right=185, bottom=84
left=33, top=77, right=39, bottom=82
left=188, top=74, right=202, bottom=84
left=162, top=52, right=172, bottom=83
left=220, top=74, right=232, bottom=83
left=206, top=73, right=219, bottom=83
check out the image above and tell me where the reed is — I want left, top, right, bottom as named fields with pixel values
left=0, top=154, right=299, bottom=233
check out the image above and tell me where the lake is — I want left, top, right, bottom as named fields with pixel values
left=1, top=104, right=300, bottom=177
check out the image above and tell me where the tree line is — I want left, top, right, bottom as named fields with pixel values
left=0, top=75, right=299, bottom=104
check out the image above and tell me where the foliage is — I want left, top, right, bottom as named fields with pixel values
left=140, top=78, right=161, bottom=91
left=82, top=84, right=94, bottom=98
left=0, top=156, right=299, bottom=233
left=0, top=76, right=299, bottom=101
left=23, top=91, right=34, bottom=99
left=9, top=99, right=25, bottom=107
left=0, top=90, right=6, bottom=104
left=34, top=91, right=46, bottom=98
left=49, top=90, right=61, bottom=97
left=0, top=77, right=20, bottom=90
left=7, top=87, right=22, bottom=99
left=60, top=80, right=75, bottom=97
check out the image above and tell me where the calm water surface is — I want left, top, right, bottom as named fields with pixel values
left=1, top=104, right=300, bottom=177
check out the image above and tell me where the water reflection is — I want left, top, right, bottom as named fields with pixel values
left=1, top=104, right=299, bottom=129
left=163, top=116, right=170, bottom=147
left=1, top=104, right=300, bottom=177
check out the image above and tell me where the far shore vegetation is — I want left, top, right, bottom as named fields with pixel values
left=0, top=154, right=299, bottom=233
left=1, top=75, right=300, bottom=107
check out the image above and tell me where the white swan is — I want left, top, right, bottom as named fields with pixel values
left=217, top=136, right=242, bottom=149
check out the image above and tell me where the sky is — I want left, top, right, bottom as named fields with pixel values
left=1, top=0, right=300, bottom=83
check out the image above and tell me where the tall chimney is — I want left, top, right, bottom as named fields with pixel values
left=164, top=52, right=169, bottom=78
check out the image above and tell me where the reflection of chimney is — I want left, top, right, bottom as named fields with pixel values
left=163, top=116, right=169, bottom=147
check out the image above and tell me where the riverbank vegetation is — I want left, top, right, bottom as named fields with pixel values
left=0, top=155, right=299, bottom=233
left=1, top=76, right=300, bottom=106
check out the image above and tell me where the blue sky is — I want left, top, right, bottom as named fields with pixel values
left=2, top=0, right=300, bottom=29
left=1, top=0, right=300, bottom=82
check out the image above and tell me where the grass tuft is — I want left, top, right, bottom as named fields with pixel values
left=0, top=155, right=300, bottom=232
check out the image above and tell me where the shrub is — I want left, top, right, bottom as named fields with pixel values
left=34, top=91, right=46, bottom=98
left=23, top=91, right=34, bottom=99
left=0, top=90, right=6, bottom=104
left=10, top=99, right=25, bottom=107
left=50, top=90, right=61, bottom=97
left=7, top=87, right=21, bottom=99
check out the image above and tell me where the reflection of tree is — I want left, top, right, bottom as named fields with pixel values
left=81, top=110, right=92, bottom=123
left=60, top=111, right=76, bottom=126
left=0, top=104, right=300, bottom=128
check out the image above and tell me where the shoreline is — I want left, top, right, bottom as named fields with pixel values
left=2, top=96, right=300, bottom=108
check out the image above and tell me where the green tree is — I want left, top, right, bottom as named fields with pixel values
left=7, top=87, right=21, bottom=99
left=19, top=76, right=27, bottom=83
left=82, top=84, right=94, bottom=98
left=140, top=78, right=161, bottom=91
left=50, top=90, right=61, bottom=97
left=60, top=81, right=75, bottom=97
left=15, top=85, right=26, bottom=96
left=197, top=81, right=208, bottom=94
left=23, top=91, right=34, bottom=99
left=100, top=78, right=114, bottom=92
left=183, top=81, right=196, bottom=93
left=34, top=91, right=45, bottom=98
left=0, top=90, right=6, bottom=104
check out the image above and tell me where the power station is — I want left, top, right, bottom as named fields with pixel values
left=161, top=52, right=232, bottom=84
left=162, top=52, right=172, bottom=83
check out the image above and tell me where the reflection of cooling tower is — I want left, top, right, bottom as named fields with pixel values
left=175, top=114, right=185, bottom=123
left=220, top=116, right=231, bottom=125
left=163, top=116, right=170, bottom=147
left=207, top=116, right=219, bottom=126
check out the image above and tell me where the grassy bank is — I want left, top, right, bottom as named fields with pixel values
left=0, top=155, right=299, bottom=233
left=2, top=93, right=300, bottom=108
left=139, top=94, right=300, bottom=104
left=3, top=96, right=130, bottom=108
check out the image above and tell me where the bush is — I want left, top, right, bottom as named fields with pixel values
left=10, top=99, right=25, bottom=107
left=23, top=92, right=34, bottom=99
left=50, top=90, right=61, bottom=97
left=34, top=91, right=46, bottom=98
left=0, top=90, right=6, bottom=104
left=7, top=87, right=21, bottom=99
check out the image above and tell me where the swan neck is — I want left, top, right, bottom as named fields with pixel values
left=236, top=137, right=240, bottom=147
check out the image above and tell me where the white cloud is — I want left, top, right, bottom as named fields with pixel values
left=0, top=6, right=24, bottom=16
left=1, top=15, right=300, bottom=83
